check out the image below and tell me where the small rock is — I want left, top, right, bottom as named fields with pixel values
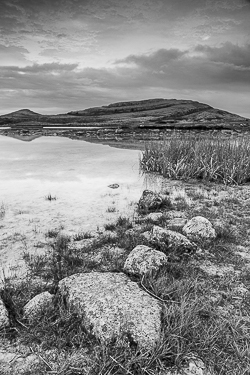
left=165, top=357, right=212, bottom=375
left=125, top=225, right=142, bottom=236
left=13, top=354, right=40, bottom=374
left=0, top=297, right=9, bottom=329
left=183, top=216, right=216, bottom=241
left=23, top=291, right=53, bottom=322
left=232, top=285, right=249, bottom=297
left=144, top=212, right=163, bottom=223
left=164, top=211, right=187, bottom=219
left=93, top=246, right=126, bottom=263
left=68, top=238, right=94, bottom=252
left=58, top=272, right=161, bottom=349
left=167, top=218, right=187, bottom=231
left=124, top=245, right=168, bottom=276
left=141, top=231, right=152, bottom=242
left=102, top=231, right=118, bottom=240
left=138, top=190, right=166, bottom=212
left=108, top=184, right=119, bottom=189
left=152, top=226, right=197, bottom=255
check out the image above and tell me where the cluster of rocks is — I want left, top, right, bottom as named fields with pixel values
left=0, top=190, right=217, bottom=374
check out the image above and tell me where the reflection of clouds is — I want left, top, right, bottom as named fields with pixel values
left=0, top=138, right=142, bottom=212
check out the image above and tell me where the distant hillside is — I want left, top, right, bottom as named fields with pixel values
left=2, top=109, right=42, bottom=118
left=0, top=99, right=248, bottom=130
left=67, top=98, right=246, bottom=122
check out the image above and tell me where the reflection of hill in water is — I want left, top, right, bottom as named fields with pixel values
left=2, top=133, right=42, bottom=142
left=1, top=130, right=147, bottom=151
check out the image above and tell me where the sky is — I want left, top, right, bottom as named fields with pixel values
left=0, top=0, right=250, bottom=117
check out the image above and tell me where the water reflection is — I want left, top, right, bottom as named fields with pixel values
left=0, top=135, right=167, bottom=273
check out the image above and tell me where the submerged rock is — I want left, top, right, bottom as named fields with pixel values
left=108, top=183, right=119, bottom=189
left=23, top=291, right=54, bottom=322
left=58, top=272, right=161, bottom=349
left=124, top=245, right=168, bottom=276
left=0, top=297, right=9, bottom=329
left=183, top=216, right=216, bottom=241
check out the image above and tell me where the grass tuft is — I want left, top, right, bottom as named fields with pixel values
left=45, top=194, right=57, bottom=201
left=104, top=223, right=116, bottom=231
left=0, top=202, right=6, bottom=219
left=106, top=206, right=116, bottom=213
left=73, top=231, right=93, bottom=241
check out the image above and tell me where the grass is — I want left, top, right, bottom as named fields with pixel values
left=140, top=133, right=250, bottom=185
left=45, top=194, right=57, bottom=201
left=45, top=229, right=60, bottom=238
left=2, top=185, right=250, bottom=374
left=106, top=206, right=116, bottom=213
left=0, top=202, right=6, bottom=219
left=72, top=231, right=93, bottom=241
left=2, top=254, right=250, bottom=374
left=104, top=223, right=116, bottom=231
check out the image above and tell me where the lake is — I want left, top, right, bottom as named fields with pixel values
left=0, top=135, right=166, bottom=279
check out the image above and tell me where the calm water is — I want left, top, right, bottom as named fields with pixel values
left=0, top=135, right=166, bottom=275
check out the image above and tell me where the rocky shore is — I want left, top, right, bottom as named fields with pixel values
left=1, top=184, right=250, bottom=374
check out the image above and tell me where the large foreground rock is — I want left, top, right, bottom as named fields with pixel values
left=124, top=245, right=168, bottom=276
left=152, top=226, right=197, bottom=255
left=0, top=297, right=9, bottom=329
left=58, top=272, right=161, bottom=349
left=183, top=216, right=216, bottom=241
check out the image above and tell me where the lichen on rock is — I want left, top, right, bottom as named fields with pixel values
left=58, top=272, right=162, bottom=349
left=23, top=291, right=54, bottom=322
left=124, top=244, right=168, bottom=276
left=183, top=216, right=216, bottom=241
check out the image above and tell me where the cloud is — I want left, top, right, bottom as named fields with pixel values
left=18, top=62, right=79, bottom=73
left=117, top=49, right=188, bottom=69
left=114, top=45, right=250, bottom=89
left=0, top=44, right=29, bottom=65
left=1, top=44, right=250, bottom=101
left=195, top=42, right=250, bottom=67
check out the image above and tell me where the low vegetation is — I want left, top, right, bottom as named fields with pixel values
left=1, top=185, right=250, bottom=374
left=140, top=133, right=250, bottom=184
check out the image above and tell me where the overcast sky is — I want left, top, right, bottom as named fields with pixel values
left=0, top=0, right=250, bottom=117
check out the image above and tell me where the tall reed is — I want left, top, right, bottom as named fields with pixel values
left=140, top=133, right=250, bottom=184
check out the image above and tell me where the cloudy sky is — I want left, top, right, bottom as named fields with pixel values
left=0, top=0, right=250, bottom=117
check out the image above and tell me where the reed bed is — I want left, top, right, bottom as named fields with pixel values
left=140, top=133, right=250, bottom=184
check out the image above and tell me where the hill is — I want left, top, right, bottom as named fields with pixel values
left=0, top=99, right=248, bottom=131
left=2, top=109, right=42, bottom=118
left=67, top=98, right=246, bottom=122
